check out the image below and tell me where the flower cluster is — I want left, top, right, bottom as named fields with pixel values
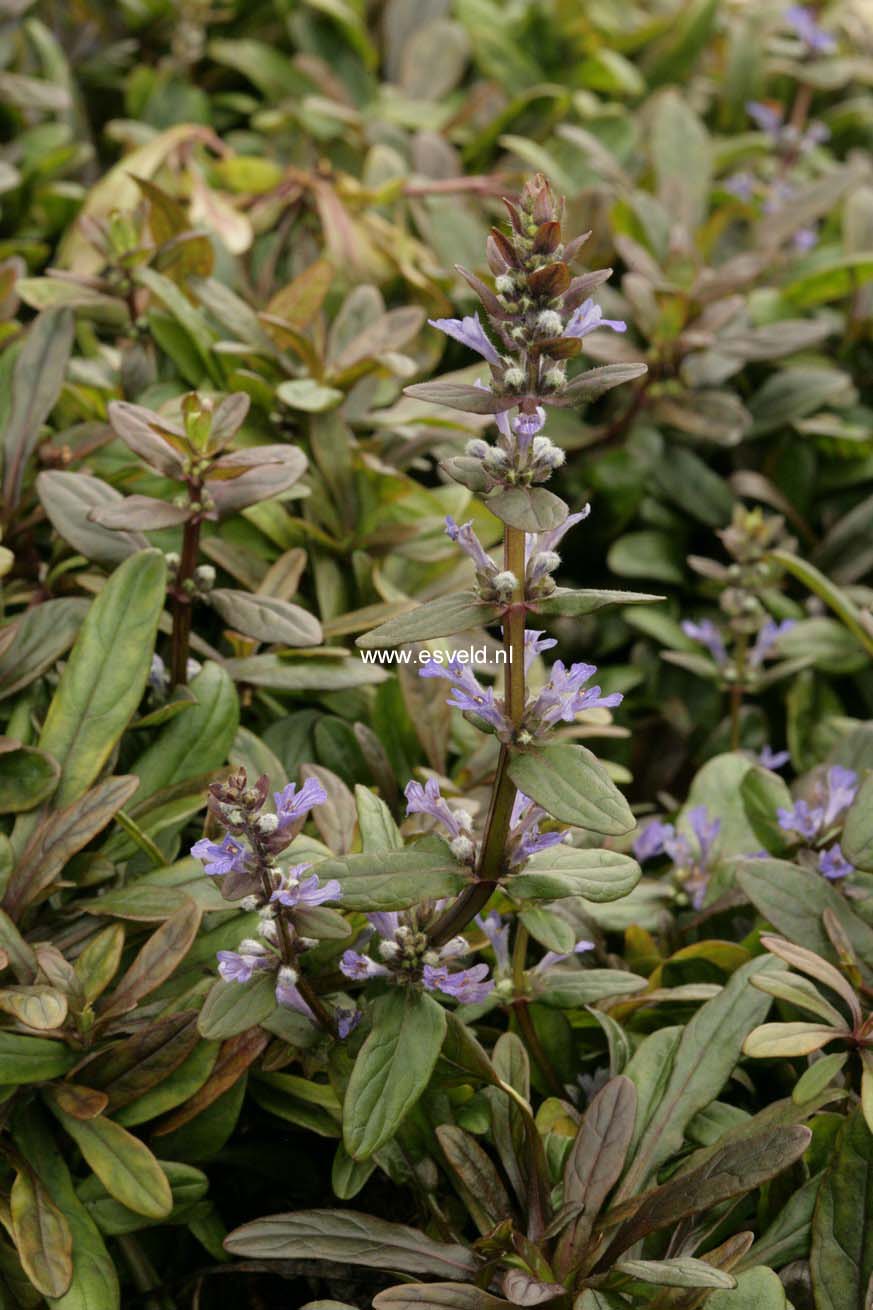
left=419, top=626, right=621, bottom=745
left=478, top=910, right=594, bottom=1001
left=682, top=616, right=796, bottom=672
left=777, top=765, right=859, bottom=880
left=191, top=768, right=357, bottom=1034
left=634, top=805, right=722, bottom=909
left=340, top=912, right=494, bottom=1004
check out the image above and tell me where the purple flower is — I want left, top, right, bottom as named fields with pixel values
left=274, top=966, right=316, bottom=1019
left=749, top=618, right=796, bottom=668
left=367, top=911, right=401, bottom=939
left=217, top=945, right=271, bottom=983
left=819, top=843, right=853, bottom=880
left=523, top=628, right=558, bottom=672
left=748, top=100, right=785, bottom=138
left=531, top=506, right=591, bottom=560
left=508, top=791, right=564, bottom=866
left=633, top=818, right=674, bottom=862
left=405, top=777, right=472, bottom=841
left=192, top=834, right=247, bottom=877
left=419, top=657, right=510, bottom=736
left=336, top=1007, right=361, bottom=1039
left=759, top=745, right=791, bottom=770
left=534, top=939, right=595, bottom=973
left=339, top=950, right=389, bottom=981
left=274, top=777, right=328, bottom=830
left=270, top=867, right=341, bottom=908
left=682, top=619, right=728, bottom=667
left=428, top=312, right=501, bottom=366
left=514, top=408, right=546, bottom=447
left=777, top=798, right=823, bottom=840
left=564, top=298, right=627, bottom=341
left=477, top=912, right=510, bottom=973
left=445, top=516, right=497, bottom=578
left=785, top=5, right=836, bottom=52
left=823, top=765, right=858, bottom=827
left=422, top=961, right=494, bottom=1004
left=688, top=806, right=721, bottom=865
left=793, top=225, right=819, bottom=252
left=526, top=660, right=622, bottom=729
left=723, top=171, right=757, bottom=201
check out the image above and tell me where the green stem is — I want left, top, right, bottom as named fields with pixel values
left=170, top=513, right=202, bottom=688
left=428, top=525, right=527, bottom=946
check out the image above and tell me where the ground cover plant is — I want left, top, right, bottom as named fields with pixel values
left=3, top=0, right=873, bottom=1307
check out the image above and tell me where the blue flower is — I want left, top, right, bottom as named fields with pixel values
left=339, top=950, right=389, bottom=981
left=274, top=965, right=316, bottom=1019
left=191, top=834, right=247, bottom=877
left=422, top=961, right=494, bottom=1004
left=445, top=516, right=497, bottom=578
left=819, top=844, right=854, bottom=881
left=419, top=657, right=511, bottom=736
left=270, top=867, right=341, bottom=908
left=507, top=791, right=565, bottom=866
left=274, top=777, right=328, bottom=830
left=749, top=618, right=796, bottom=668
left=405, top=777, right=473, bottom=841
left=759, top=745, right=790, bottom=770
left=428, top=312, right=502, bottom=365
left=563, top=298, right=627, bottom=340
left=777, top=798, right=823, bottom=840
left=682, top=619, right=728, bottom=667
left=217, top=943, right=272, bottom=983
left=526, top=659, right=622, bottom=730
left=785, top=4, right=836, bottom=52
left=477, top=912, right=511, bottom=973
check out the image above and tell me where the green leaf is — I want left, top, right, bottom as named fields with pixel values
left=769, top=549, right=873, bottom=659
left=741, top=766, right=794, bottom=856
left=3, top=307, right=74, bottom=508
left=314, top=842, right=467, bottom=910
left=209, top=589, right=323, bottom=646
left=705, top=1266, right=790, bottom=1309
left=533, top=587, right=664, bottom=618
left=793, top=1052, right=848, bottom=1104
left=737, top=860, right=873, bottom=983
left=749, top=368, right=856, bottom=437
left=747, top=1172, right=822, bottom=1269
left=842, top=773, right=873, bottom=870
left=10, top=1168, right=73, bottom=1298
left=355, top=785, right=402, bottom=853
left=357, top=592, right=500, bottom=648
left=198, top=973, right=278, bottom=1040
left=508, top=744, right=634, bottom=835
left=435, top=1125, right=513, bottom=1233
left=225, top=1208, right=477, bottom=1279
left=344, top=988, right=447, bottom=1160
left=0, top=743, right=59, bottom=813
left=13, top=1103, right=120, bottom=1310
left=811, top=1109, right=873, bottom=1310
left=77, top=1161, right=208, bottom=1235
left=484, top=485, right=568, bottom=532
left=538, top=970, right=646, bottom=1007
left=783, top=253, right=873, bottom=308
left=614, top=1257, right=735, bottom=1289
left=555, top=1077, right=636, bottom=1274
left=651, top=89, right=711, bottom=231
left=277, top=379, right=344, bottom=412
left=744, top=1022, right=839, bottom=1058
left=608, top=530, right=685, bottom=585
left=616, top=956, right=785, bottom=1196
left=0, top=1033, right=74, bottom=1084
left=45, top=1108, right=173, bottom=1221
left=403, top=381, right=516, bottom=414
left=508, top=848, right=640, bottom=902
left=0, top=597, right=88, bottom=701
left=373, top=1287, right=512, bottom=1309
left=18, top=550, right=166, bottom=841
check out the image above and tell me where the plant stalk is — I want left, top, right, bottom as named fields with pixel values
left=428, top=525, right=527, bottom=946
left=170, top=514, right=202, bottom=688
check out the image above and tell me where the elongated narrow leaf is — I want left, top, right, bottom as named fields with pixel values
left=10, top=1168, right=73, bottom=1298
left=0, top=1032, right=74, bottom=1084
left=100, top=899, right=201, bottom=1019
left=403, top=381, right=517, bottom=414
left=357, top=592, right=500, bottom=648
left=209, top=589, right=323, bottom=647
left=344, top=988, right=447, bottom=1160
left=225, top=1209, right=478, bottom=1278
left=45, top=1106, right=172, bottom=1220
left=615, top=1257, right=735, bottom=1289
left=810, top=1109, right=873, bottom=1310
left=373, top=1286, right=512, bottom=1309
left=555, top=1077, right=636, bottom=1274
left=616, top=955, right=784, bottom=1196
left=509, top=743, right=634, bottom=835
left=0, top=596, right=89, bottom=700
left=13, top=1102, right=120, bottom=1310
left=534, top=587, right=663, bottom=618
left=17, top=550, right=166, bottom=846
left=436, top=1126, right=513, bottom=1233
left=3, top=307, right=74, bottom=507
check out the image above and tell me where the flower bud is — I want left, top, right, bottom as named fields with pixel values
left=450, top=834, right=476, bottom=863
left=378, top=940, right=400, bottom=960
left=465, top=438, right=490, bottom=459
left=277, top=964, right=298, bottom=986
left=239, top=938, right=265, bottom=956
left=536, top=310, right=564, bottom=338
left=256, top=813, right=279, bottom=835
left=503, top=367, right=525, bottom=390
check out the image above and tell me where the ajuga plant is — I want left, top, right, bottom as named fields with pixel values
left=664, top=506, right=801, bottom=750
left=86, top=389, right=320, bottom=685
